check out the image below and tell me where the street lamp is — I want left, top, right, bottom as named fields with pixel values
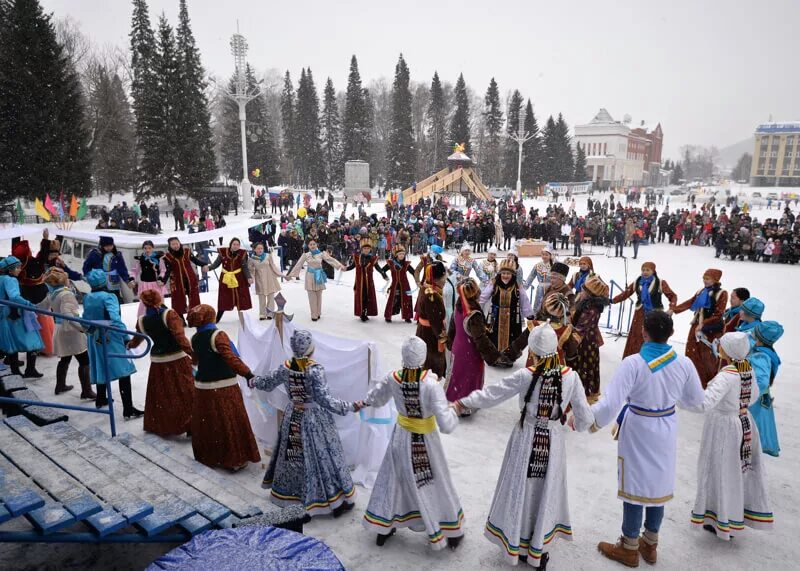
left=509, top=109, right=534, bottom=201
left=218, top=25, right=262, bottom=211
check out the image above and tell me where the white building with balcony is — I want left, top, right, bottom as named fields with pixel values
left=574, top=108, right=647, bottom=188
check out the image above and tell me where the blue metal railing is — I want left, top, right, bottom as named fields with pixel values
left=604, top=279, right=633, bottom=334
left=0, top=299, right=152, bottom=437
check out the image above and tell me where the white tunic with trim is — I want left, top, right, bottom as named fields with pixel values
left=591, top=352, right=704, bottom=506
left=689, top=365, right=774, bottom=539
left=459, top=366, right=593, bottom=567
left=362, top=370, right=464, bottom=549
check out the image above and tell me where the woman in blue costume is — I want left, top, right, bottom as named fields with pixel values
left=748, top=321, right=783, bottom=457
left=736, top=297, right=763, bottom=337
left=82, top=269, right=143, bottom=419
left=0, top=257, right=44, bottom=376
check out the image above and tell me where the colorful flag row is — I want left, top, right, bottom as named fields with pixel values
left=22, top=193, right=88, bottom=223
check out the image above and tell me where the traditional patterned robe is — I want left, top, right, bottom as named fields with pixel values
left=209, top=248, right=252, bottom=312
left=416, top=286, right=447, bottom=377
left=611, top=276, right=677, bottom=358
left=570, top=298, right=606, bottom=401
left=382, top=258, right=415, bottom=320
left=163, top=247, right=203, bottom=315
left=347, top=253, right=383, bottom=317
left=675, top=285, right=728, bottom=388
left=481, top=279, right=533, bottom=353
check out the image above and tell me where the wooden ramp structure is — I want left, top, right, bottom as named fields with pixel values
left=0, top=369, right=299, bottom=543
left=401, top=148, right=492, bottom=205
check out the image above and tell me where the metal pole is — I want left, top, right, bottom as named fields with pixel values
left=516, top=138, right=524, bottom=201
left=100, top=331, right=117, bottom=437
left=238, top=100, right=252, bottom=212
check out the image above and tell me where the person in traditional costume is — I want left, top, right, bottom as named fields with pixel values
left=736, top=297, right=763, bottom=336
left=570, top=275, right=610, bottom=403
left=506, top=252, right=525, bottom=286
left=82, top=269, right=143, bottom=419
left=288, top=238, right=344, bottom=322
left=413, top=244, right=443, bottom=285
left=361, top=337, right=464, bottom=549
left=449, top=244, right=487, bottom=284
left=187, top=304, right=260, bottom=470
left=248, top=242, right=284, bottom=320
left=688, top=332, right=774, bottom=540
left=505, top=293, right=578, bottom=367
left=416, top=261, right=448, bottom=379
left=162, top=237, right=207, bottom=317
left=208, top=238, right=253, bottom=323
left=133, top=240, right=165, bottom=317
left=38, top=268, right=93, bottom=397
left=593, top=310, right=704, bottom=568
left=249, top=330, right=358, bottom=516
left=523, top=248, right=554, bottom=314
left=380, top=244, right=416, bottom=323
left=610, top=262, right=677, bottom=358
left=567, top=256, right=594, bottom=296
left=748, top=321, right=783, bottom=457
left=482, top=259, right=534, bottom=354
left=482, top=246, right=500, bottom=283
left=39, top=230, right=81, bottom=280
left=446, top=280, right=512, bottom=409
left=127, top=290, right=194, bottom=437
left=455, top=324, right=594, bottom=569
left=82, top=236, right=135, bottom=303
left=535, top=262, right=574, bottom=319
left=344, top=239, right=388, bottom=322
left=12, top=239, right=50, bottom=370
left=723, top=288, right=750, bottom=333
left=673, top=269, right=728, bottom=388
left=0, top=257, right=45, bottom=378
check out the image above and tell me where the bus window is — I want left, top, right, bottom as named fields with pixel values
left=61, top=240, right=73, bottom=256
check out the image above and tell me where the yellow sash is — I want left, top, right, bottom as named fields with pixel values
left=397, top=414, right=436, bottom=434
left=221, top=268, right=241, bottom=289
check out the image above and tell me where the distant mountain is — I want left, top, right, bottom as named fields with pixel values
left=718, top=137, right=753, bottom=168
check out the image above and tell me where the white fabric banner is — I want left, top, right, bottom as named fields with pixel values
left=238, top=313, right=395, bottom=489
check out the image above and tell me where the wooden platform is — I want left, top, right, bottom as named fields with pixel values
left=0, top=371, right=298, bottom=543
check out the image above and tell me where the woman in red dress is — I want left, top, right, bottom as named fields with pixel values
left=162, top=237, right=207, bottom=316
left=208, top=238, right=253, bottom=323
left=380, top=244, right=415, bottom=323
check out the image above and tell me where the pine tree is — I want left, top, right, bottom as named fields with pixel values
left=174, top=0, right=216, bottom=194
left=425, top=71, right=448, bottom=173
left=280, top=70, right=296, bottom=184
left=520, top=99, right=542, bottom=190
left=671, top=162, right=684, bottom=185
left=481, top=78, right=503, bottom=186
left=294, top=68, right=324, bottom=188
left=541, top=115, right=557, bottom=184
left=91, top=70, right=136, bottom=199
left=574, top=141, right=588, bottom=181
left=502, top=90, right=524, bottom=187
left=554, top=113, right=574, bottom=181
left=448, top=73, right=471, bottom=157
left=0, top=0, right=91, bottom=201
left=321, top=77, right=343, bottom=190
left=342, top=55, right=370, bottom=162
left=385, top=54, right=416, bottom=191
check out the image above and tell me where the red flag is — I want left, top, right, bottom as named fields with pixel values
left=44, top=194, right=57, bottom=216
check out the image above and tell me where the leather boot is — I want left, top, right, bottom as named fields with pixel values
left=638, top=532, right=658, bottom=565
left=54, top=360, right=74, bottom=395
left=8, top=353, right=23, bottom=377
left=78, top=365, right=96, bottom=399
left=598, top=536, right=640, bottom=568
left=95, top=384, right=109, bottom=408
left=119, top=376, right=143, bottom=420
left=23, top=352, right=43, bottom=379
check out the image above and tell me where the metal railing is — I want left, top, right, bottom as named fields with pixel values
left=0, top=299, right=152, bottom=437
left=604, top=279, right=634, bottom=334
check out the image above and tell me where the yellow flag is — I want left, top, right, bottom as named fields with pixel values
left=34, top=198, right=51, bottom=221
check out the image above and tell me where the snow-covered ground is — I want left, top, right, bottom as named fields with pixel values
left=1, top=195, right=798, bottom=569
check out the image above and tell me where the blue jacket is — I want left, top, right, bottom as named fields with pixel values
left=83, top=249, right=131, bottom=282
left=82, top=290, right=136, bottom=383
left=0, top=275, right=44, bottom=353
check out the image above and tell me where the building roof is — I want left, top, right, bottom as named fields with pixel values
left=590, top=108, right=616, bottom=124
left=756, top=122, right=800, bottom=134
left=447, top=150, right=473, bottom=163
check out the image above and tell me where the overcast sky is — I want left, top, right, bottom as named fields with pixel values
left=41, top=0, right=799, bottom=160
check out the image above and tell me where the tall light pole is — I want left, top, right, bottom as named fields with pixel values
left=509, top=109, right=534, bottom=201
left=220, top=26, right=262, bottom=211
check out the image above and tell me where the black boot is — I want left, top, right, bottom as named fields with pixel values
left=95, top=384, right=109, bottom=408
left=332, top=501, right=354, bottom=518
left=119, top=376, right=143, bottom=420
left=8, top=353, right=22, bottom=377
left=447, top=535, right=463, bottom=550
left=78, top=365, right=96, bottom=399
left=376, top=529, right=396, bottom=546
left=23, top=352, right=43, bottom=379
left=539, top=552, right=550, bottom=570
left=54, top=359, right=74, bottom=395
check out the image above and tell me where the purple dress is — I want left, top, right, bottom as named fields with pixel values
left=446, top=303, right=485, bottom=402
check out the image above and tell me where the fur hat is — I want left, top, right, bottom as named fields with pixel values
left=499, top=259, right=516, bottom=273
left=579, top=256, right=593, bottom=270
left=754, top=321, right=783, bottom=347
left=85, top=269, right=107, bottom=289
left=12, top=241, right=30, bottom=259
left=360, top=238, right=372, bottom=249
left=139, top=289, right=163, bottom=309
left=704, top=268, right=722, bottom=283
left=550, top=262, right=569, bottom=281
left=741, top=297, right=764, bottom=319
left=641, top=261, right=656, bottom=272
left=528, top=322, right=558, bottom=356
left=99, top=236, right=115, bottom=247
left=401, top=336, right=427, bottom=369
left=583, top=274, right=609, bottom=298
left=44, top=267, right=69, bottom=286
left=48, top=239, right=61, bottom=254
left=290, top=330, right=315, bottom=357
left=543, top=293, right=570, bottom=319
left=187, top=304, right=216, bottom=328
left=719, top=332, right=750, bottom=361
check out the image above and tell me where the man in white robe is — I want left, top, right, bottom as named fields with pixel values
left=591, top=310, right=704, bottom=567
